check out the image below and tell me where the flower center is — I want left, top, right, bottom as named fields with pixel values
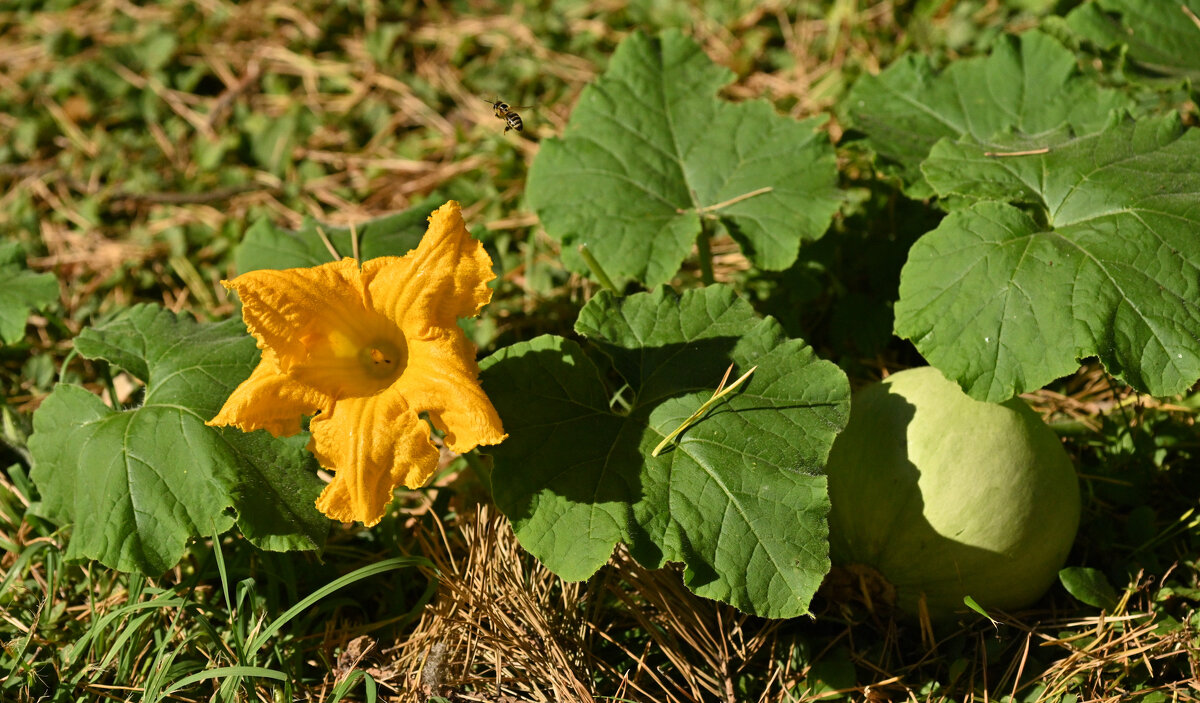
left=357, top=338, right=406, bottom=380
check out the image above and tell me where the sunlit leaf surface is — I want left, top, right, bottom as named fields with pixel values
left=30, top=305, right=326, bottom=574
left=527, top=30, right=840, bottom=288
left=480, top=285, right=849, bottom=617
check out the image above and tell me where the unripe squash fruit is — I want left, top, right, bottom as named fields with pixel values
left=826, top=367, right=1079, bottom=619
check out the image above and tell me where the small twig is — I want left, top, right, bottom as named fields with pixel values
left=676, top=186, right=774, bottom=215
left=110, top=62, right=212, bottom=138
left=651, top=364, right=757, bottom=457
left=1009, top=633, right=1034, bottom=703
left=983, top=147, right=1050, bottom=157
left=350, top=221, right=361, bottom=261
left=204, top=57, right=262, bottom=132
left=40, top=96, right=98, bottom=157
left=1184, top=3, right=1200, bottom=32
left=714, top=362, right=735, bottom=393
left=697, top=186, right=774, bottom=214
left=315, top=226, right=342, bottom=261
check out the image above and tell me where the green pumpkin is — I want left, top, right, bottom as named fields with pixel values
left=826, top=367, right=1080, bottom=619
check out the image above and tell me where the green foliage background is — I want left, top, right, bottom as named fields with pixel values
left=2, top=0, right=1200, bottom=701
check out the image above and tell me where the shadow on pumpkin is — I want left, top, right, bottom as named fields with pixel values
left=824, top=382, right=1065, bottom=620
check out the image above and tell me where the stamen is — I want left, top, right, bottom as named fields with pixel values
left=357, top=338, right=405, bottom=379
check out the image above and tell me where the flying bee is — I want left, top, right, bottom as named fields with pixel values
left=482, top=97, right=529, bottom=133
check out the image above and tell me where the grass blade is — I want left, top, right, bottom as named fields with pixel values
left=159, top=665, right=287, bottom=697
left=247, top=556, right=433, bottom=655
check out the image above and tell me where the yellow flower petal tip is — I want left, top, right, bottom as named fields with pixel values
left=210, top=200, right=506, bottom=527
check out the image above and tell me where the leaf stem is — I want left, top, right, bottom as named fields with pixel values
left=578, top=244, right=620, bottom=295
left=57, top=348, right=80, bottom=385
left=101, top=365, right=119, bottom=410
left=696, top=223, right=715, bottom=285
left=651, top=364, right=757, bottom=457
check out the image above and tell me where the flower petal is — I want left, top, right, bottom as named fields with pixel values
left=363, top=200, right=496, bottom=337
left=227, top=258, right=405, bottom=398
left=227, top=258, right=367, bottom=369
left=399, top=329, right=507, bottom=452
left=310, top=388, right=440, bottom=526
left=207, top=350, right=328, bottom=436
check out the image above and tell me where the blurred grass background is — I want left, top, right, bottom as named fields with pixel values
left=1, top=0, right=1051, bottom=403
left=3, top=0, right=1200, bottom=701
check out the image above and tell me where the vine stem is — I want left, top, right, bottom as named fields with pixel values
left=696, top=222, right=715, bottom=286
left=578, top=244, right=620, bottom=295
left=676, top=186, right=773, bottom=286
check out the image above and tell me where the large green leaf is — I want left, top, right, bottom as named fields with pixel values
left=1065, top=0, right=1200, bottom=79
left=0, top=242, right=58, bottom=345
left=895, top=116, right=1200, bottom=402
left=479, top=286, right=850, bottom=618
left=29, top=305, right=326, bottom=574
left=526, top=30, right=840, bottom=288
left=844, top=31, right=1134, bottom=197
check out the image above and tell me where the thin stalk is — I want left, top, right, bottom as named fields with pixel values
left=524, top=230, right=538, bottom=309
left=696, top=223, right=715, bottom=286
left=57, top=348, right=79, bottom=384
left=695, top=186, right=772, bottom=214
left=101, top=365, right=119, bottom=410
left=315, top=226, right=342, bottom=261
left=578, top=244, right=619, bottom=294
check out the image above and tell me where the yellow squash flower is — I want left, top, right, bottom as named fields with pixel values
left=208, top=201, right=506, bottom=527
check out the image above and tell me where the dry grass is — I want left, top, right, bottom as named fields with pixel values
left=1024, top=364, right=1198, bottom=435
left=396, top=504, right=594, bottom=702
left=300, top=500, right=1200, bottom=703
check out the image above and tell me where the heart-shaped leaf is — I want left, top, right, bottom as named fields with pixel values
left=527, top=30, right=840, bottom=288
left=479, top=285, right=850, bottom=617
left=29, top=304, right=327, bottom=574
left=896, top=116, right=1200, bottom=401
left=844, top=31, right=1134, bottom=197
